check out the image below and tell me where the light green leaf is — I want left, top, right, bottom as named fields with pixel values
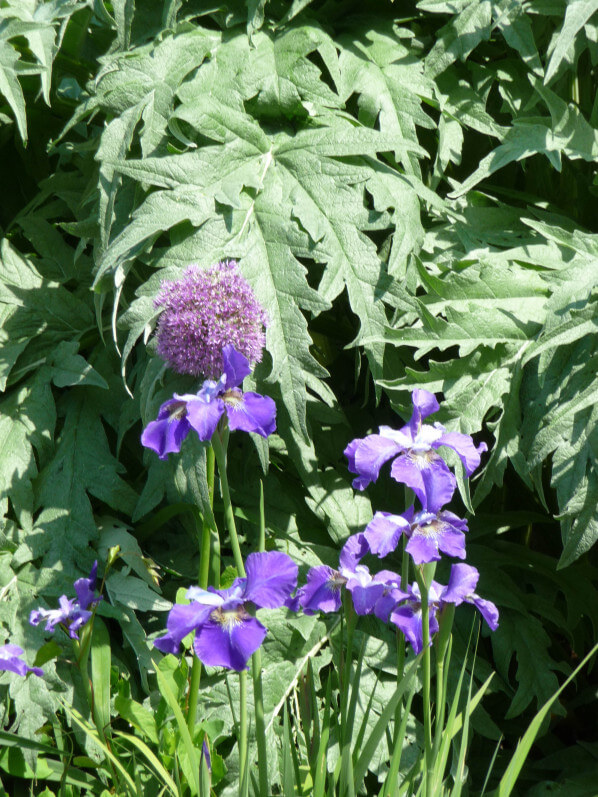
left=425, top=0, right=492, bottom=78
left=0, top=39, right=28, bottom=142
left=545, top=0, right=598, bottom=83
left=105, top=571, right=171, bottom=612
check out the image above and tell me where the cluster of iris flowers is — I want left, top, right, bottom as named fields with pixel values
left=154, top=387, right=498, bottom=670
left=296, top=389, right=498, bottom=653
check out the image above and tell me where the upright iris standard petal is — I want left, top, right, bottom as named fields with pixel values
left=0, top=644, right=43, bottom=677
left=221, top=344, right=251, bottom=388
left=244, top=552, right=298, bottom=608
left=338, top=533, right=370, bottom=572
left=408, top=389, right=440, bottom=432
left=74, top=561, right=101, bottom=610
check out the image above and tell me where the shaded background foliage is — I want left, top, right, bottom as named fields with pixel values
left=0, top=0, right=597, bottom=793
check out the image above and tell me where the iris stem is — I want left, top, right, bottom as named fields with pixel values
left=212, top=428, right=249, bottom=791
left=187, top=445, right=216, bottom=735
left=252, top=480, right=269, bottom=795
left=416, top=565, right=433, bottom=797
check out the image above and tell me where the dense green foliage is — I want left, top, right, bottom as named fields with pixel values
left=0, top=0, right=597, bottom=793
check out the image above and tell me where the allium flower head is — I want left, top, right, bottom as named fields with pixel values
left=155, top=261, right=267, bottom=379
left=30, top=562, right=102, bottom=640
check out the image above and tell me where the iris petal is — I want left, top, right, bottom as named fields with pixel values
left=194, top=617, right=267, bottom=671
left=225, top=392, right=276, bottom=437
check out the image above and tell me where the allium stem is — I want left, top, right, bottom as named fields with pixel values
left=187, top=444, right=217, bottom=735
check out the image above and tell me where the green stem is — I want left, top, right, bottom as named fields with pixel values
left=252, top=479, right=269, bottom=794
left=187, top=444, right=216, bottom=735
left=239, top=670, right=248, bottom=794
left=212, top=428, right=249, bottom=792
left=212, top=431, right=245, bottom=577
left=416, top=566, right=433, bottom=797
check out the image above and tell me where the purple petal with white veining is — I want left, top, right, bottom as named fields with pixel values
left=297, top=566, right=343, bottom=614
left=243, top=551, right=298, bottom=608
left=154, top=602, right=214, bottom=654
left=186, top=396, right=225, bottom=441
left=194, top=616, right=267, bottom=671
left=225, top=392, right=276, bottom=437
left=405, top=533, right=442, bottom=565
left=363, top=511, right=411, bottom=557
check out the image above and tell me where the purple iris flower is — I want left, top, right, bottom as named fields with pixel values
left=30, top=562, right=102, bottom=640
left=441, top=564, right=499, bottom=630
left=154, top=551, right=297, bottom=671
left=142, top=345, right=276, bottom=459
left=363, top=508, right=468, bottom=565
left=297, top=533, right=367, bottom=614
left=344, top=389, right=487, bottom=512
left=297, top=533, right=406, bottom=617
left=0, top=644, right=43, bottom=677
left=390, top=581, right=445, bottom=654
